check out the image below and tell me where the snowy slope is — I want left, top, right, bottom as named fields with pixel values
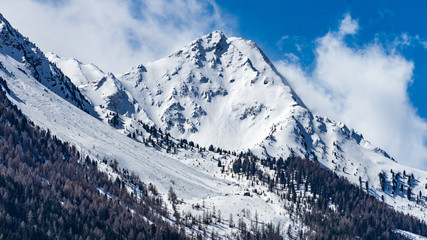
left=47, top=53, right=136, bottom=121
left=1, top=49, right=310, bottom=237
left=47, top=52, right=105, bottom=86
left=119, top=31, right=305, bottom=151
left=49, top=31, right=427, bottom=223
left=114, top=30, right=396, bottom=166
left=395, top=230, right=427, bottom=240
left=1, top=9, right=427, bottom=229
left=0, top=14, right=92, bottom=113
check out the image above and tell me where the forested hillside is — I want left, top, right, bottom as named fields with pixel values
left=0, top=83, right=186, bottom=239
left=229, top=153, right=427, bottom=239
left=2, top=74, right=427, bottom=239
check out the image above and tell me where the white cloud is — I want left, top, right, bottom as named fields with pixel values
left=276, top=35, right=289, bottom=51
left=0, top=0, right=234, bottom=73
left=415, top=35, right=427, bottom=49
left=276, top=15, right=427, bottom=169
left=2, top=3, right=426, bottom=169
left=338, top=14, right=358, bottom=36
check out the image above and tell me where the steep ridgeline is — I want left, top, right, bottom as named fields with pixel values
left=51, top=31, right=427, bottom=222
left=0, top=13, right=92, bottom=113
left=118, top=30, right=393, bottom=167
left=47, top=53, right=138, bottom=125
left=2, top=34, right=311, bottom=238
left=2, top=10, right=427, bottom=237
left=119, top=31, right=307, bottom=151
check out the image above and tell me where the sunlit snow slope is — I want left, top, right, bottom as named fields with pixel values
left=2, top=12, right=427, bottom=225
left=1, top=43, right=303, bottom=238
left=49, top=31, right=427, bottom=222
left=0, top=14, right=92, bottom=113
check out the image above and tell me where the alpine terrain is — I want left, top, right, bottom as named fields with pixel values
left=1, top=12, right=427, bottom=239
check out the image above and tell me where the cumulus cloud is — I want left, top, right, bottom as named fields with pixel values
left=276, top=14, right=427, bottom=169
left=0, top=0, right=234, bottom=73
left=338, top=14, right=358, bottom=36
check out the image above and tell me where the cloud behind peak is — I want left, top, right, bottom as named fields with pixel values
left=277, top=15, right=427, bottom=169
left=0, top=0, right=235, bottom=73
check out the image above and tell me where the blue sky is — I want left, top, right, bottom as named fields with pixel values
left=216, top=0, right=427, bottom=119
left=214, top=1, right=427, bottom=168
left=1, top=0, right=427, bottom=168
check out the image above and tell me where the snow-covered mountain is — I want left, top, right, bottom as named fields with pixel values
left=47, top=30, right=427, bottom=222
left=118, top=31, right=306, bottom=151
left=0, top=14, right=92, bottom=113
left=2, top=39, right=309, bottom=240
left=48, top=53, right=137, bottom=121
left=0, top=15, right=305, bottom=237
left=2, top=12, right=427, bottom=238
left=51, top=30, right=391, bottom=161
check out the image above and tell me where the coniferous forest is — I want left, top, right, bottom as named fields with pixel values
left=0, top=86, right=186, bottom=239
left=229, top=153, right=427, bottom=239
left=2, top=77, right=427, bottom=239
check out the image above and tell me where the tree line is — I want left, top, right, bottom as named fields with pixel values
left=0, top=86, right=187, bottom=240
left=229, top=153, right=427, bottom=239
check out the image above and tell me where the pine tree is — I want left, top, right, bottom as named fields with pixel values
left=229, top=214, right=234, bottom=227
left=378, top=172, right=386, bottom=191
left=208, top=144, right=215, bottom=152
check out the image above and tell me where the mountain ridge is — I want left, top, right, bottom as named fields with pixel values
left=56, top=29, right=394, bottom=165
left=46, top=30, right=427, bottom=222
left=2, top=11, right=427, bottom=238
left=0, top=13, right=93, bottom=114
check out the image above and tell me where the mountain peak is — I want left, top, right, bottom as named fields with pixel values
left=205, top=30, right=226, bottom=39
left=0, top=13, right=92, bottom=113
left=115, top=30, right=313, bottom=151
left=183, top=30, right=229, bottom=55
left=198, top=30, right=227, bottom=43
left=4, top=14, right=427, bottom=234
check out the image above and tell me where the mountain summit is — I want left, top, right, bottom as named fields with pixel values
left=49, top=30, right=398, bottom=169
left=2, top=11, right=427, bottom=238
left=80, top=30, right=394, bottom=166
left=119, top=30, right=308, bottom=150
left=47, top=30, right=427, bottom=220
